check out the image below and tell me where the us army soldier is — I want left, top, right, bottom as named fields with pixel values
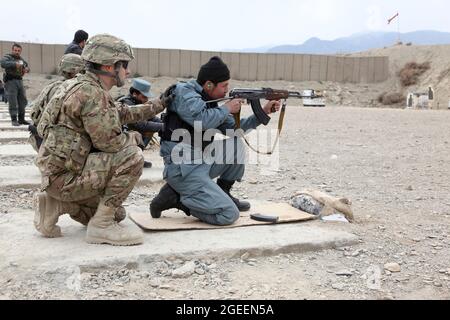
left=29, top=53, right=85, bottom=152
left=35, top=34, right=169, bottom=246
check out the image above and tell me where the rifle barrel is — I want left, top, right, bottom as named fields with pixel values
left=207, top=88, right=321, bottom=103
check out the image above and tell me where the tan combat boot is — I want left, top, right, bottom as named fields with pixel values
left=70, top=206, right=126, bottom=227
left=33, top=192, right=80, bottom=238
left=85, top=202, right=144, bottom=246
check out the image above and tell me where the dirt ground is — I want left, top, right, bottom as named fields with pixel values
left=1, top=101, right=449, bottom=300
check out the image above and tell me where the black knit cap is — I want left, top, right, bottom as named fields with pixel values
left=197, top=56, right=230, bottom=86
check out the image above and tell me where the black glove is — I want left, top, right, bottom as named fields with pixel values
left=160, top=84, right=176, bottom=108
left=28, top=124, right=38, bottom=135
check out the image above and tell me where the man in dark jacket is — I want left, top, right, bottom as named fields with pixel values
left=64, top=30, right=89, bottom=55
left=0, top=43, right=30, bottom=126
left=117, top=79, right=164, bottom=168
left=0, top=80, right=5, bottom=102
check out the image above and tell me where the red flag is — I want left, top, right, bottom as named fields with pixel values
left=388, top=12, right=399, bottom=24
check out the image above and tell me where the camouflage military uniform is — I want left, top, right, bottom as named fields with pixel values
left=34, top=34, right=166, bottom=245
left=29, top=54, right=85, bottom=152
left=30, top=80, right=63, bottom=125
left=36, top=71, right=164, bottom=217
left=28, top=80, right=62, bottom=152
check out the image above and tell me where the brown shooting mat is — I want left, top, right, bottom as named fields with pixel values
left=129, top=201, right=316, bottom=231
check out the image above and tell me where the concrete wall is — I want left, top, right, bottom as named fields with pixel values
left=0, top=40, right=389, bottom=83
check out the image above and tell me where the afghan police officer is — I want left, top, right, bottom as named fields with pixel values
left=150, top=56, right=281, bottom=226
left=29, top=53, right=85, bottom=152
left=35, top=34, right=169, bottom=246
left=0, top=43, right=30, bottom=126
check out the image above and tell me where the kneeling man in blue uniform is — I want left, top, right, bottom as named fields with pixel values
left=150, top=57, right=281, bottom=226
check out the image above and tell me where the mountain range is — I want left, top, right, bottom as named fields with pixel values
left=237, top=30, right=450, bottom=54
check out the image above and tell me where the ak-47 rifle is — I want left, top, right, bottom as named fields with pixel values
left=209, top=88, right=323, bottom=154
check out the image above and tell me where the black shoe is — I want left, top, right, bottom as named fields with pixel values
left=150, top=183, right=191, bottom=218
left=217, top=179, right=251, bottom=212
left=19, top=119, right=30, bottom=125
left=143, top=161, right=153, bottom=168
left=11, top=120, right=20, bottom=127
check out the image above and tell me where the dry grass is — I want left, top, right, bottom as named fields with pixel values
left=398, top=62, right=431, bottom=87
left=378, top=92, right=405, bottom=105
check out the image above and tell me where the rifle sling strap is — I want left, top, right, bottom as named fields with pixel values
left=235, top=100, right=287, bottom=155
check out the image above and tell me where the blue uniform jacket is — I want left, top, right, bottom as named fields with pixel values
left=161, top=80, right=265, bottom=179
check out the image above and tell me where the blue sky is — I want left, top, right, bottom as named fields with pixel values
left=0, top=0, right=449, bottom=50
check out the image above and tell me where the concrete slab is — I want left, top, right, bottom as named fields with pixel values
left=0, top=108, right=30, bottom=113
left=352, top=57, right=361, bottom=83
left=266, top=54, right=277, bottom=80
left=190, top=51, right=202, bottom=79
left=0, top=165, right=41, bottom=188
left=344, top=57, right=354, bottom=83
left=149, top=49, right=159, bottom=77
left=292, top=55, right=304, bottom=81
left=0, top=108, right=30, bottom=112
left=310, top=55, right=321, bottom=81
left=275, top=55, right=286, bottom=80
left=239, top=53, right=250, bottom=80
left=0, top=131, right=29, bottom=143
left=42, top=44, right=56, bottom=74
left=0, top=144, right=35, bottom=156
left=0, top=164, right=164, bottom=188
left=248, top=53, right=258, bottom=81
left=158, top=49, right=171, bottom=77
left=283, top=54, right=294, bottom=82
left=29, top=43, right=43, bottom=74
left=257, top=53, right=268, bottom=81
left=136, top=48, right=150, bottom=77
left=0, top=123, right=29, bottom=131
left=179, top=50, right=191, bottom=78
left=0, top=106, right=25, bottom=110
left=0, top=209, right=359, bottom=270
left=169, top=50, right=180, bottom=77
left=0, top=113, right=31, bottom=120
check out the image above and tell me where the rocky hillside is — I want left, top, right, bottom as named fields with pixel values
left=352, top=43, right=450, bottom=109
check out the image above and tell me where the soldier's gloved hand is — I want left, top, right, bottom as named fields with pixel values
left=160, top=84, right=176, bottom=108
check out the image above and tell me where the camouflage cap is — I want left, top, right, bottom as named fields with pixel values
left=59, top=53, right=84, bottom=75
left=81, top=34, right=135, bottom=65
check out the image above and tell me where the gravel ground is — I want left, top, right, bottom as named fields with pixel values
left=0, top=156, right=36, bottom=167
left=1, top=106, right=449, bottom=300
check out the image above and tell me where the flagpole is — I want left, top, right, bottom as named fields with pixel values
left=388, top=12, right=400, bottom=44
